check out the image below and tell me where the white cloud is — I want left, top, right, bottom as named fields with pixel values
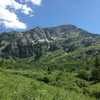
left=0, top=8, right=26, bottom=29
left=0, top=0, right=42, bottom=30
left=22, top=5, right=32, bottom=15
left=31, top=0, right=42, bottom=5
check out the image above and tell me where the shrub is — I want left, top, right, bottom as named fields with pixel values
left=77, top=70, right=92, bottom=81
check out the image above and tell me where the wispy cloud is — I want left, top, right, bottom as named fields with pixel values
left=31, top=0, right=42, bottom=5
left=0, top=0, right=42, bottom=30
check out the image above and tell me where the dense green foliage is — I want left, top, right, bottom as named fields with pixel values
left=0, top=45, right=100, bottom=100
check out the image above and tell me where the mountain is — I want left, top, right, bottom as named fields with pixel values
left=0, top=25, right=100, bottom=100
left=0, top=24, right=100, bottom=58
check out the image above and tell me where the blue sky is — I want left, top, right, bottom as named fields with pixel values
left=0, top=0, right=100, bottom=33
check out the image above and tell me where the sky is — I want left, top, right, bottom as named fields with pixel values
left=0, top=0, right=100, bottom=34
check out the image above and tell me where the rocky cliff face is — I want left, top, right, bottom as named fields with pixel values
left=0, top=25, right=100, bottom=58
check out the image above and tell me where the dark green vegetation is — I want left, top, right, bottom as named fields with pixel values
left=0, top=46, right=100, bottom=100
left=0, top=25, right=100, bottom=100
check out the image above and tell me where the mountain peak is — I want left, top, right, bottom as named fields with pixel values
left=0, top=25, right=100, bottom=58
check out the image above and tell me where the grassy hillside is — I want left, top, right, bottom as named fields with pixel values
left=0, top=45, right=100, bottom=100
left=0, top=69, right=96, bottom=100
